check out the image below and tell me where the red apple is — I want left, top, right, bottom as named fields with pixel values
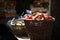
left=38, top=15, right=43, bottom=19
left=36, top=15, right=44, bottom=20
left=24, top=14, right=32, bottom=19
left=43, top=14, right=49, bottom=20
left=28, top=15, right=32, bottom=19
left=24, top=14, right=29, bottom=19
left=48, top=16, right=53, bottom=20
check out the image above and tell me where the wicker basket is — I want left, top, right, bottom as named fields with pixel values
left=24, top=20, right=54, bottom=40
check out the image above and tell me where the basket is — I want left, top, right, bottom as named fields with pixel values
left=24, top=20, right=54, bottom=40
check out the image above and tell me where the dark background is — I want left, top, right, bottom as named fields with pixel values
left=51, top=0, right=60, bottom=40
left=16, top=0, right=34, bottom=16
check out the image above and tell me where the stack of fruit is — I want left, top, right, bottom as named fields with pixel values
left=24, top=12, right=55, bottom=21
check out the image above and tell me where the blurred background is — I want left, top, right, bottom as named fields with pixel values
left=0, top=0, right=60, bottom=40
left=0, top=0, right=49, bottom=21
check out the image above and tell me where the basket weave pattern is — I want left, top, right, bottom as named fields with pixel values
left=24, top=20, right=53, bottom=40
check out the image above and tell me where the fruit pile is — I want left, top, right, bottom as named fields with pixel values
left=23, top=12, right=55, bottom=21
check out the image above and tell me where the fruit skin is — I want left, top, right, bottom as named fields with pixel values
left=38, top=16, right=42, bottom=19
left=29, top=16, right=32, bottom=19
left=37, top=15, right=43, bottom=19
left=36, top=15, right=44, bottom=20
left=24, top=14, right=32, bottom=19
left=43, top=14, right=53, bottom=20
left=24, top=14, right=29, bottom=19
left=48, top=16, right=53, bottom=20
left=43, top=14, right=49, bottom=20
left=24, top=13, right=54, bottom=21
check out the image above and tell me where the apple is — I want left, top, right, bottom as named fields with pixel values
left=43, top=14, right=49, bottom=20
left=24, top=14, right=29, bottom=19
left=24, top=14, right=33, bottom=20
left=38, top=15, right=43, bottom=19
left=28, top=15, right=32, bottom=19
left=36, top=15, right=44, bottom=20
left=48, top=16, right=53, bottom=20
